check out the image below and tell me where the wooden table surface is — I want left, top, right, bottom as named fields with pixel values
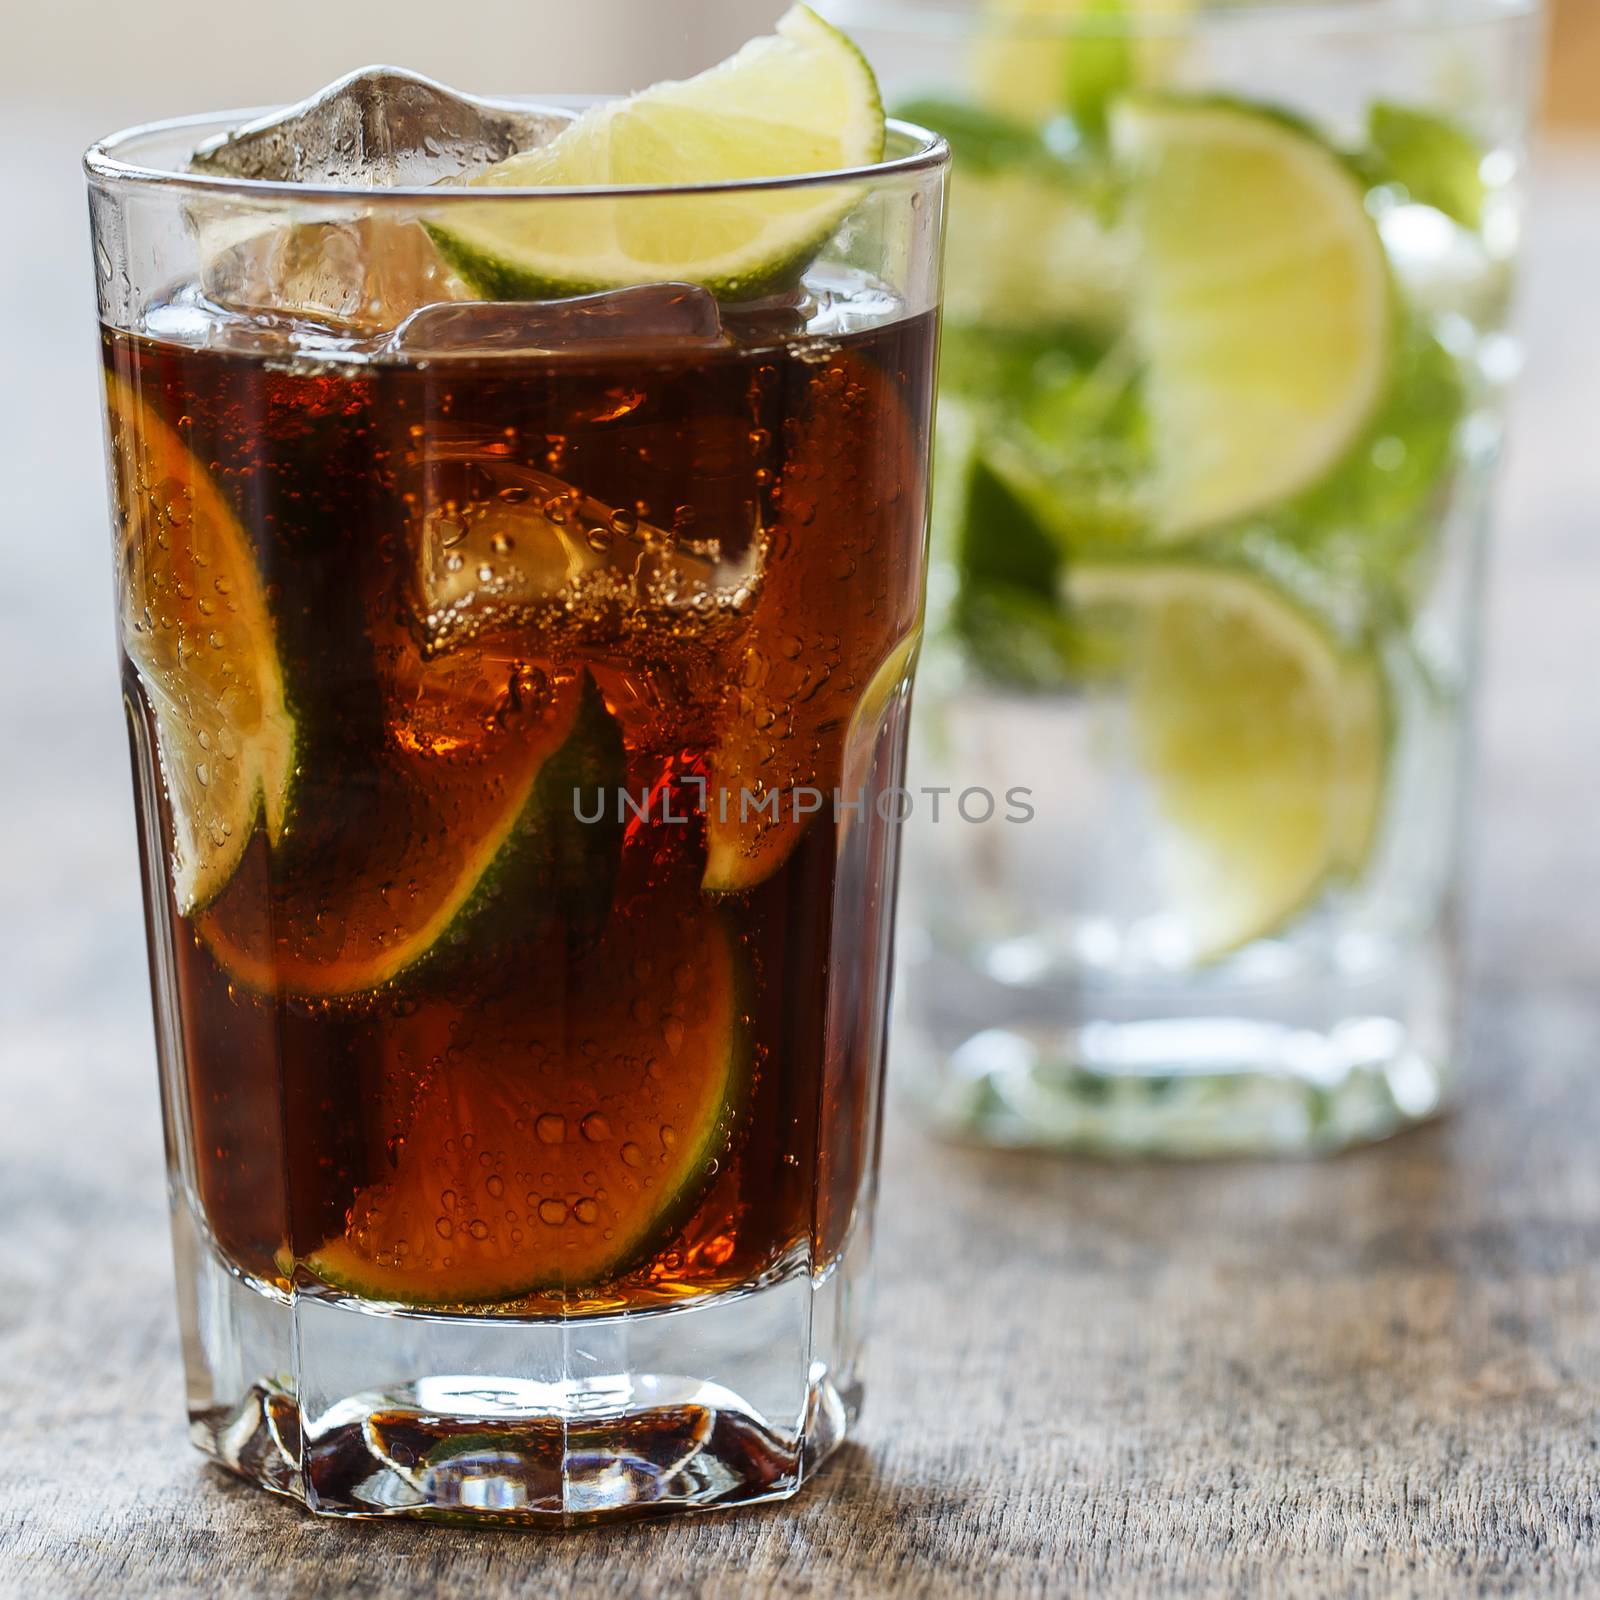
left=3, top=132, right=1598, bottom=1599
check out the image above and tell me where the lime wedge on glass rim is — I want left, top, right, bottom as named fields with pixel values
left=1066, top=559, right=1388, bottom=961
left=428, top=4, right=885, bottom=299
left=105, top=373, right=296, bottom=914
left=1112, top=97, right=1395, bottom=537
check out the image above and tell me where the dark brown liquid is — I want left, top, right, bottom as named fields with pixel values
left=107, top=302, right=934, bottom=1314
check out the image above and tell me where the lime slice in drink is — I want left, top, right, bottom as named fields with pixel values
left=1067, top=559, right=1387, bottom=959
left=105, top=374, right=296, bottom=914
left=429, top=5, right=885, bottom=300
left=198, top=668, right=625, bottom=998
left=1112, top=98, right=1395, bottom=536
left=308, top=891, right=748, bottom=1304
left=702, top=352, right=920, bottom=894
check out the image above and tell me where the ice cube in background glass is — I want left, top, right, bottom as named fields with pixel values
left=189, top=65, right=568, bottom=187
left=190, top=67, right=571, bottom=336
left=388, top=283, right=727, bottom=356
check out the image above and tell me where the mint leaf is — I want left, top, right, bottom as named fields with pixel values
left=1364, top=103, right=1487, bottom=230
left=1065, top=0, right=1137, bottom=142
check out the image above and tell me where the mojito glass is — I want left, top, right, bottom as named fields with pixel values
left=831, top=0, right=1542, bottom=1155
left=87, top=17, right=945, bottom=1523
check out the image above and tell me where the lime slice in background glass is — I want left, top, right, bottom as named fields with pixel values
left=1112, top=97, right=1396, bottom=538
left=1066, top=558, right=1388, bottom=960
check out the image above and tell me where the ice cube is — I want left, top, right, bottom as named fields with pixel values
left=200, top=214, right=471, bottom=336
left=387, top=283, right=727, bottom=357
left=403, top=445, right=755, bottom=659
left=189, top=66, right=569, bottom=187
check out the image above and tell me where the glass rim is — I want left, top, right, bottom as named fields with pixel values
left=83, top=103, right=948, bottom=203
left=827, top=0, right=1540, bottom=40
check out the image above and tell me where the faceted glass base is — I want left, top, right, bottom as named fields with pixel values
left=918, top=1016, right=1451, bottom=1158
left=175, top=1213, right=864, bottom=1525
left=902, top=931, right=1458, bottom=1158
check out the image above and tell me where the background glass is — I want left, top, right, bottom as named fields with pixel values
left=829, top=0, right=1544, bottom=1156
left=88, top=107, right=945, bottom=1523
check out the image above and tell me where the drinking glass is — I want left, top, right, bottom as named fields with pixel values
left=87, top=101, right=945, bottom=1522
left=828, top=0, right=1542, bottom=1155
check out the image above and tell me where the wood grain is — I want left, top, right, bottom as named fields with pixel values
left=2, top=130, right=1599, bottom=1598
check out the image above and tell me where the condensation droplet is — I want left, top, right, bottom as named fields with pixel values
left=620, top=1142, right=644, bottom=1169
left=535, top=1113, right=566, bottom=1144
left=573, top=1198, right=599, bottom=1225
left=581, top=1112, right=611, bottom=1143
left=538, top=1198, right=567, bottom=1226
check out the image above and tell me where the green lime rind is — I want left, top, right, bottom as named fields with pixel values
left=425, top=217, right=843, bottom=305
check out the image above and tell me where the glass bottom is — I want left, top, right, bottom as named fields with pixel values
left=175, top=1214, right=864, bottom=1525
left=900, top=931, right=1457, bottom=1158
